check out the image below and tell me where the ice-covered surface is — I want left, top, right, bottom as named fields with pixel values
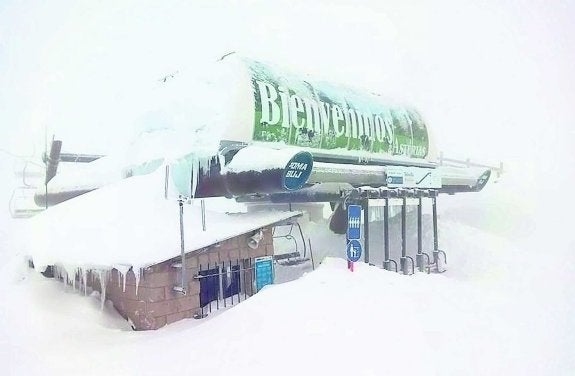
left=222, top=145, right=300, bottom=173
left=45, top=128, right=224, bottom=195
left=18, top=169, right=301, bottom=272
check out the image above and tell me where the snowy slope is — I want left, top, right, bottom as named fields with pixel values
left=0, top=223, right=572, bottom=375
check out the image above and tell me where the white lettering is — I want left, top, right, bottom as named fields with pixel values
left=344, top=108, right=358, bottom=138
left=278, top=86, right=291, bottom=128
left=257, top=81, right=281, bottom=125
left=374, top=115, right=385, bottom=142
left=289, top=95, right=306, bottom=129
left=303, top=98, right=321, bottom=133
left=332, top=105, right=345, bottom=137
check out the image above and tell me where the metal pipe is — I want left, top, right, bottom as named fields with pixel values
left=201, top=199, right=206, bottom=231
left=383, top=197, right=390, bottom=270
left=400, top=194, right=415, bottom=275
left=308, top=239, right=315, bottom=270
left=401, top=196, right=407, bottom=259
left=177, top=198, right=187, bottom=294
left=418, top=196, right=423, bottom=253
left=416, top=194, right=431, bottom=273
left=431, top=194, right=447, bottom=272
left=416, top=196, right=423, bottom=271
left=363, top=198, right=370, bottom=264
left=432, top=196, right=438, bottom=252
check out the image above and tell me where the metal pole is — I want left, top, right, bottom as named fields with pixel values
left=431, top=194, right=447, bottom=272
left=164, top=165, right=170, bottom=199
left=416, top=196, right=423, bottom=271
left=432, top=196, right=438, bottom=252
left=383, top=197, right=390, bottom=270
left=363, top=198, right=370, bottom=264
left=308, top=238, right=315, bottom=271
left=400, top=194, right=414, bottom=275
left=401, top=196, right=407, bottom=273
left=201, top=199, right=206, bottom=231
left=175, top=198, right=187, bottom=294
left=415, top=193, right=431, bottom=273
left=417, top=196, right=423, bottom=253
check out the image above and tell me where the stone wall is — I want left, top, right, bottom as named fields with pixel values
left=91, top=226, right=274, bottom=330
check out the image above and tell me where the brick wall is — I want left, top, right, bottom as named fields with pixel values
left=90, top=226, right=275, bottom=330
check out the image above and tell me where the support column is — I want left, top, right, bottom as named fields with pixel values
left=363, top=198, right=370, bottom=264
left=431, top=191, right=447, bottom=273
left=400, top=192, right=414, bottom=275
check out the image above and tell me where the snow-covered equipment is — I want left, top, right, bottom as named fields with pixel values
left=247, top=229, right=264, bottom=250
left=33, top=54, right=495, bottom=208
left=24, top=54, right=500, bottom=277
left=271, top=219, right=309, bottom=266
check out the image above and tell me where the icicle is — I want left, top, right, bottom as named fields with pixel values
left=190, top=153, right=214, bottom=198
left=82, top=268, right=88, bottom=296
left=190, top=154, right=200, bottom=199
left=112, top=264, right=131, bottom=293
left=97, top=270, right=108, bottom=310
left=72, top=267, right=78, bottom=291
left=134, top=268, right=142, bottom=296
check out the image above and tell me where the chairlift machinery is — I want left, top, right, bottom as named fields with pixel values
left=17, top=54, right=501, bottom=274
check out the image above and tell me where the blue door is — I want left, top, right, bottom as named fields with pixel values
left=222, top=265, right=240, bottom=299
left=199, top=267, right=219, bottom=307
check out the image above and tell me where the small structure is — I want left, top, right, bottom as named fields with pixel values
left=90, top=225, right=279, bottom=330
left=24, top=171, right=302, bottom=330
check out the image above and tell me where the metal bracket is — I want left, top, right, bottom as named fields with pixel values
left=383, top=259, right=398, bottom=272
left=400, top=256, right=415, bottom=275
left=172, top=286, right=187, bottom=295
left=430, top=250, right=447, bottom=273
left=416, top=252, right=431, bottom=274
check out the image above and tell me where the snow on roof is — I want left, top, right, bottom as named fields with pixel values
left=23, top=169, right=300, bottom=272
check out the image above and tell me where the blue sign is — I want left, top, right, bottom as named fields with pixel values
left=346, top=240, right=362, bottom=262
left=347, top=204, right=361, bottom=240
left=283, top=151, right=314, bottom=190
left=255, top=256, right=274, bottom=292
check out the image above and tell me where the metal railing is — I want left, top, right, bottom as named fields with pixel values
left=195, top=258, right=259, bottom=318
left=439, top=152, right=504, bottom=178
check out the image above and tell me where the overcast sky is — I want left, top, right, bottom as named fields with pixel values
left=0, top=0, right=573, bottom=174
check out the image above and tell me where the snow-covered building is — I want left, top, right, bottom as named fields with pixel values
left=88, top=224, right=280, bottom=330
left=24, top=170, right=302, bottom=330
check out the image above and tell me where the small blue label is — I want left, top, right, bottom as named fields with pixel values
left=386, top=175, right=403, bottom=185
left=283, top=152, right=313, bottom=190
left=255, top=256, right=274, bottom=292
left=346, top=240, right=362, bottom=262
left=347, top=205, right=362, bottom=240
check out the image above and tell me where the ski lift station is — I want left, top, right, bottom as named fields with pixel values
left=16, top=54, right=502, bottom=330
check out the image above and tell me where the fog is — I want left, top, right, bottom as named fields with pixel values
left=1, top=1, right=573, bottom=165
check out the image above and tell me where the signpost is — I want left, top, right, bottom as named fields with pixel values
left=254, top=256, right=274, bottom=292
left=347, top=205, right=361, bottom=240
left=347, top=204, right=362, bottom=271
left=346, top=240, right=362, bottom=263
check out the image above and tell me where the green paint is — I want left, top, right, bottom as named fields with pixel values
left=248, top=60, right=429, bottom=159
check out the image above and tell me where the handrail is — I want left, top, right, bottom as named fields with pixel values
left=439, top=152, right=503, bottom=177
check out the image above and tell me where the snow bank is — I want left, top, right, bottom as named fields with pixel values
left=21, top=169, right=300, bottom=272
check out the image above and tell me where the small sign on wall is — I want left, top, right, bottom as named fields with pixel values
left=255, top=256, right=274, bottom=292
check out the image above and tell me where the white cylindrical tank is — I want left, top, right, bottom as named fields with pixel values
left=175, top=54, right=438, bottom=166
